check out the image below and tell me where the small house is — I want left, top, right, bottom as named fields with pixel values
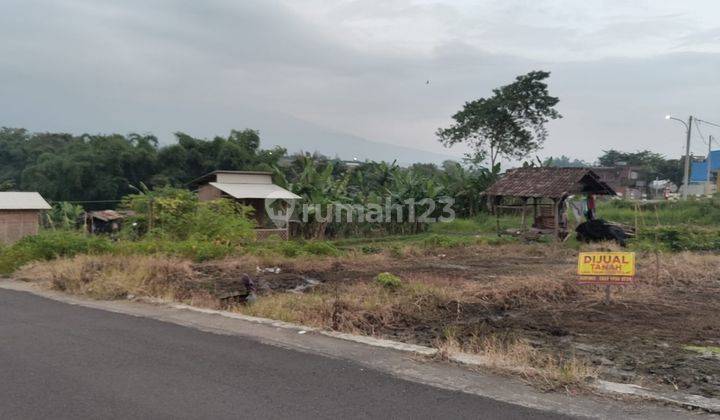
left=592, top=165, right=645, bottom=199
left=0, top=192, right=51, bottom=244
left=190, top=171, right=301, bottom=240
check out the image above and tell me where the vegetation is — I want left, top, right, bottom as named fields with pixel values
left=121, top=186, right=255, bottom=244
left=437, top=71, right=562, bottom=168
left=0, top=230, right=113, bottom=274
left=543, top=155, right=589, bottom=167
left=598, top=150, right=682, bottom=186
left=375, top=272, right=402, bottom=289
left=0, top=128, right=283, bottom=205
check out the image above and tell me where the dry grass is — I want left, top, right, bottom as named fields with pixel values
left=436, top=331, right=598, bottom=390
left=17, top=254, right=192, bottom=300
left=204, top=251, right=400, bottom=276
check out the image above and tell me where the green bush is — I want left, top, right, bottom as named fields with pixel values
left=360, top=245, right=382, bottom=254
left=303, top=241, right=340, bottom=256
left=278, top=241, right=303, bottom=257
left=375, top=272, right=402, bottom=289
left=0, top=230, right=113, bottom=274
left=634, top=226, right=720, bottom=251
left=122, top=189, right=254, bottom=245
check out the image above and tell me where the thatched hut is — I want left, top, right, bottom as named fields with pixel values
left=483, top=167, right=615, bottom=239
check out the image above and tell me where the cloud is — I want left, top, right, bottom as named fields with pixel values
left=0, top=0, right=719, bottom=164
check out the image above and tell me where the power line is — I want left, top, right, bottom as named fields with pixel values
left=47, top=199, right=123, bottom=204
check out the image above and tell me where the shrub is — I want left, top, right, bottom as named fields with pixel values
left=387, top=244, right=404, bottom=258
left=375, top=272, right=402, bottom=289
left=634, top=226, right=720, bottom=251
left=122, top=188, right=254, bottom=245
left=304, top=241, right=340, bottom=256
left=278, top=241, right=303, bottom=257
left=0, top=230, right=113, bottom=274
left=187, top=199, right=255, bottom=245
left=361, top=245, right=382, bottom=255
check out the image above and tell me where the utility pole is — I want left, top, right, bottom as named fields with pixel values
left=681, top=116, right=693, bottom=200
left=708, top=135, right=715, bottom=196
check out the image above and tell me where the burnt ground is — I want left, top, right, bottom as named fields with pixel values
left=182, top=247, right=720, bottom=398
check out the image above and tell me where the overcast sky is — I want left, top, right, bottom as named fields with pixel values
left=1, top=0, right=719, bottom=164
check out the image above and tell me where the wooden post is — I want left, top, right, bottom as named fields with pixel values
left=553, top=198, right=560, bottom=241
left=604, top=285, right=611, bottom=305
left=520, top=198, right=527, bottom=232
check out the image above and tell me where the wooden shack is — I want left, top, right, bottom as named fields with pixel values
left=483, top=167, right=615, bottom=239
left=84, top=210, right=134, bottom=234
left=0, top=192, right=51, bottom=244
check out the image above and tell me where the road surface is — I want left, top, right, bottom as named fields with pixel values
left=0, top=288, right=572, bottom=419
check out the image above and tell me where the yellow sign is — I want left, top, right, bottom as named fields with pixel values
left=577, top=252, right=636, bottom=277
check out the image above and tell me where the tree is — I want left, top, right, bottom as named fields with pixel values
left=543, top=155, right=589, bottom=167
left=598, top=149, right=682, bottom=186
left=436, top=71, right=561, bottom=168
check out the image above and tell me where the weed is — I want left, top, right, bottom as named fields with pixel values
left=375, top=272, right=402, bottom=289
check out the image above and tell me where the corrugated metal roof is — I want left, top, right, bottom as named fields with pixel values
left=484, top=167, right=615, bottom=199
left=0, top=192, right=52, bottom=210
left=189, top=170, right=274, bottom=187
left=210, top=182, right=301, bottom=200
left=86, top=210, right=134, bottom=222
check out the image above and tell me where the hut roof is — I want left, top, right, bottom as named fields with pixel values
left=484, top=167, right=615, bottom=199
left=0, top=192, right=51, bottom=210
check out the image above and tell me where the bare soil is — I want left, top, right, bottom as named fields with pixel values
left=186, top=246, right=720, bottom=398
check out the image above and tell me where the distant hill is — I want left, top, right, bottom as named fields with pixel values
left=248, top=113, right=460, bottom=165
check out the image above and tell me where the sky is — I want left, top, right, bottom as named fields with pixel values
left=1, top=0, right=719, bottom=165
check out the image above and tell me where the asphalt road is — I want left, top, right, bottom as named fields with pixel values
left=0, top=289, right=572, bottom=419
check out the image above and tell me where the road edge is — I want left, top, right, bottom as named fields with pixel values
left=1, top=280, right=717, bottom=416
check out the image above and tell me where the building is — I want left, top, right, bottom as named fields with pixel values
left=0, top=192, right=51, bottom=244
left=591, top=165, right=645, bottom=199
left=190, top=171, right=301, bottom=240
left=689, top=150, right=720, bottom=195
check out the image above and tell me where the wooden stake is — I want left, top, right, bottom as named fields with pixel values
left=553, top=198, right=560, bottom=241
left=604, top=285, right=611, bottom=305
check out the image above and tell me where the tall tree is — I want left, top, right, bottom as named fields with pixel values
left=436, top=71, right=561, bottom=168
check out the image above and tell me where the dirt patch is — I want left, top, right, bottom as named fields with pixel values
left=230, top=245, right=720, bottom=397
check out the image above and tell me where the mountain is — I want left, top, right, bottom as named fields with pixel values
left=239, top=111, right=461, bottom=165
